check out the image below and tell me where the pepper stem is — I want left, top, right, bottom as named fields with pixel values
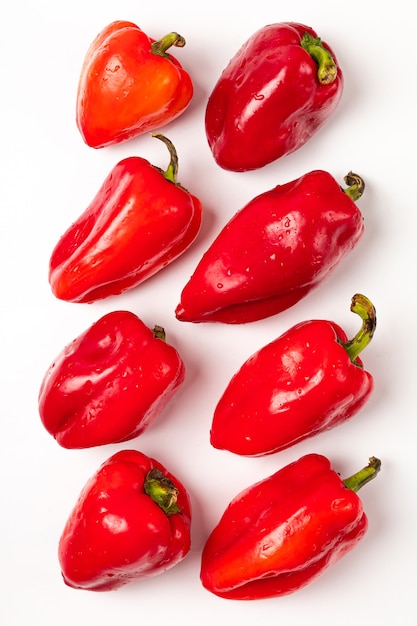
left=340, top=294, right=377, bottom=364
left=300, top=32, right=337, bottom=84
left=144, top=468, right=181, bottom=516
left=343, top=457, right=382, bottom=492
left=343, top=172, right=365, bottom=202
left=153, top=325, right=166, bottom=341
left=152, top=134, right=179, bottom=184
left=151, top=32, right=186, bottom=57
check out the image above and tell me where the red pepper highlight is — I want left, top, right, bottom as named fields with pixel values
left=210, top=294, right=376, bottom=456
left=76, top=21, right=194, bottom=148
left=205, top=22, right=343, bottom=171
left=200, top=454, right=381, bottom=600
left=176, top=170, right=364, bottom=324
left=59, top=450, right=192, bottom=591
left=38, top=311, right=185, bottom=449
left=49, top=135, right=202, bottom=303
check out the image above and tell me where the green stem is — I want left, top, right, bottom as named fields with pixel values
left=151, top=32, right=186, bottom=57
left=153, top=325, right=166, bottom=341
left=144, top=468, right=181, bottom=516
left=300, top=32, right=337, bottom=85
left=343, top=172, right=365, bottom=202
left=340, top=294, right=377, bottom=364
left=343, top=457, right=382, bottom=492
left=152, top=134, right=179, bottom=184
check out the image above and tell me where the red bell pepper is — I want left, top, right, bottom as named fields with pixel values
left=59, top=449, right=192, bottom=591
left=205, top=22, right=343, bottom=171
left=76, top=21, right=193, bottom=148
left=210, top=294, right=376, bottom=456
left=176, top=170, right=364, bottom=324
left=49, top=134, right=202, bottom=303
left=200, top=453, right=381, bottom=600
left=38, top=311, right=185, bottom=449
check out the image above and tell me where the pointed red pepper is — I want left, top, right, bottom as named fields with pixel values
left=200, top=454, right=381, bottom=600
left=205, top=22, right=343, bottom=171
left=76, top=21, right=194, bottom=148
left=59, top=450, right=192, bottom=591
left=210, top=294, right=376, bottom=456
left=38, top=311, right=185, bottom=448
left=49, top=134, right=202, bottom=303
left=176, top=170, right=364, bottom=324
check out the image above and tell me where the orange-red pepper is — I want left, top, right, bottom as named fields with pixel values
left=76, top=21, right=194, bottom=148
left=200, top=454, right=381, bottom=600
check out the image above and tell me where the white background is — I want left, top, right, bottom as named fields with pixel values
left=1, top=1, right=416, bottom=624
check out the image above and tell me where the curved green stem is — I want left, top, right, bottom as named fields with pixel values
left=343, top=456, right=381, bottom=492
left=144, top=468, right=180, bottom=516
left=340, top=294, right=377, bottom=364
left=151, top=32, right=186, bottom=57
left=152, top=134, right=179, bottom=184
left=343, top=172, right=365, bottom=202
left=300, top=32, right=337, bottom=84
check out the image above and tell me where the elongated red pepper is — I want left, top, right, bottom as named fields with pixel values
left=59, top=449, right=192, bottom=591
left=205, top=22, right=343, bottom=171
left=210, top=294, right=376, bottom=456
left=200, top=454, right=381, bottom=600
left=38, top=311, right=185, bottom=448
left=176, top=170, right=364, bottom=324
left=49, top=135, right=202, bottom=303
left=76, top=21, right=194, bottom=148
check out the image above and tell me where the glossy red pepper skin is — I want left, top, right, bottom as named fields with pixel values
left=205, top=23, right=343, bottom=171
left=210, top=294, right=376, bottom=456
left=176, top=171, right=364, bottom=324
left=200, top=454, right=381, bottom=600
left=59, top=449, right=192, bottom=591
left=38, top=311, right=185, bottom=449
left=76, top=21, right=193, bottom=148
left=49, top=136, right=202, bottom=303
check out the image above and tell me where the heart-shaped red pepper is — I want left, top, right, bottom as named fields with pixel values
left=76, top=21, right=194, bottom=148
